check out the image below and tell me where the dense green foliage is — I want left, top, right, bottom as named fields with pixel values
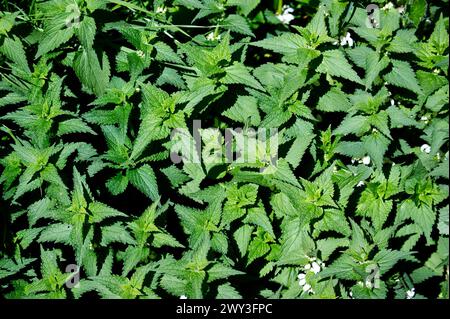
left=0, top=0, right=448, bottom=299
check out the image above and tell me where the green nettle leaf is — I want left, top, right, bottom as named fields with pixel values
left=36, top=23, right=75, bottom=58
left=398, top=199, right=436, bottom=243
left=73, top=48, right=110, bottom=96
left=57, top=119, right=97, bottom=136
left=223, top=95, right=261, bottom=126
left=0, top=0, right=448, bottom=301
left=127, top=164, right=159, bottom=201
left=216, top=283, right=242, bottom=298
left=317, top=88, right=351, bottom=113
left=278, top=218, right=314, bottom=266
left=234, top=225, right=254, bottom=257
left=1, top=36, right=31, bottom=73
left=76, top=16, right=97, bottom=48
left=101, top=223, right=136, bottom=247
left=438, top=206, right=449, bottom=236
left=317, top=50, right=363, bottom=84
left=251, top=33, right=308, bottom=59
left=207, top=264, right=244, bottom=282
left=223, top=14, right=254, bottom=36
left=356, top=189, right=393, bottom=231
left=222, top=62, right=264, bottom=91
left=247, top=237, right=270, bottom=265
left=334, top=115, right=369, bottom=136
left=384, top=60, right=422, bottom=94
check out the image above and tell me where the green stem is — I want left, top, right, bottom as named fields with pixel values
left=275, top=0, right=283, bottom=14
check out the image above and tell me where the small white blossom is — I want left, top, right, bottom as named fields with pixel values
left=362, top=156, right=371, bottom=165
left=311, top=262, right=321, bottom=274
left=136, top=50, right=145, bottom=58
left=298, top=273, right=307, bottom=286
left=340, top=32, right=354, bottom=47
left=420, top=116, right=428, bottom=121
left=276, top=5, right=295, bottom=24
left=303, top=283, right=312, bottom=293
left=390, top=99, right=395, bottom=106
left=180, top=295, right=188, bottom=299
left=382, top=2, right=394, bottom=10
left=398, top=6, right=405, bottom=14
left=356, top=181, right=365, bottom=187
left=406, top=288, right=415, bottom=299
left=155, top=6, right=167, bottom=14
left=420, top=144, right=431, bottom=154
left=206, top=32, right=221, bottom=41
left=304, top=263, right=311, bottom=270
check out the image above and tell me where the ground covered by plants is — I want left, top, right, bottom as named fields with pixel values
left=0, top=0, right=448, bottom=299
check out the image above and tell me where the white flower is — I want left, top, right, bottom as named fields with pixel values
left=206, top=32, right=221, bottom=41
left=349, top=291, right=353, bottom=298
left=351, top=158, right=357, bottom=164
left=302, top=283, right=312, bottom=293
left=362, top=156, right=371, bottom=165
left=420, top=116, right=429, bottom=124
left=180, top=295, right=188, bottom=299
left=382, top=2, right=394, bottom=10
left=390, top=99, right=395, bottom=106
left=277, top=5, right=295, bottom=25
left=357, top=181, right=365, bottom=187
left=340, top=32, right=354, bottom=47
left=406, top=288, right=415, bottom=299
left=311, top=262, right=321, bottom=274
left=420, top=144, right=431, bottom=154
left=136, top=50, right=145, bottom=58
left=155, top=6, right=167, bottom=14
left=304, top=263, right=311, bottom=270
left=298, top=273, right=307, bottom=286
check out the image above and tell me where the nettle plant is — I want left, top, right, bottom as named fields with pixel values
left=0, top=0, right=448, bottom=299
